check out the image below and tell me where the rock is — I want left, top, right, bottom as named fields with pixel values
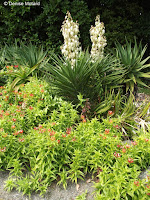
left=139, top=166, right=150, bottom=180
left=0, top=171, right=95, bottom=200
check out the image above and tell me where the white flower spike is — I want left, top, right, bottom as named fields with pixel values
left=60, top=11, right=81, bottom=67
left=90, top=15, right=107, bottom=61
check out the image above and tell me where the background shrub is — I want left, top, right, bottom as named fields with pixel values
left=0, top=0, right=150, bottom=54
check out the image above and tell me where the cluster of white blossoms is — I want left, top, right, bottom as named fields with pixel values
left=90, top=15, right=107, bottom=61
left=60, top=11, right=81, bottom=66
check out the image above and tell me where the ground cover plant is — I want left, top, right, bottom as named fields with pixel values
left=0, top=11, right=150, bottom=200
left=0, top=78, right=150, bottom=199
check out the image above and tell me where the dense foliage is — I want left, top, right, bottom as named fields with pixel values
left=0, top=2, right=150, bottom=199
left=0, top=0, right=150, bottom=54
left=0, top=79, right=150, bottom=199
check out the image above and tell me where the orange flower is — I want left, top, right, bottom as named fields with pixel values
left=39, top=125, right=43, bottom=128
left=144, top=138, right=149, bottom=142
left=114, top=152, right=121, bottom=158
left=19, top=130, right=23, bottom=134
left=5, top=112, right=10, bottom=116
left=104, top=129, right=109, bottom=134
left=18, top=138, right=25, bottom=142
left=72, top=137, right=76, bottom=141
left=29, top=106, right=33, bottom=110
left=11, top=125, right=16, bottom=129
left=41, top=89, right=44, bottom=93
left=108, top=110, right=113, bottom=115
left=51, top=136, right=55, bottom=141
left=23, top=94, right=27, bottom=98
left=126, top=144, right=130, bottom=149
left=50, top=131, right=55, bottom=136
left=83, top=118, right=86, bottom=123
left=13, top=131, right=19, bottom=136
left=131, top=141, right=137, bottom=146
left=62, top=134, right=66, bottom=138
left=128, top=158, right=134, bottom=163
left=134, top=181, right=139, bottom=186
left=122, top=148, right=126, bottom=153
left=66, top=127, right=71, bottom=134
left=81, top=115, right=85, bottom=119
left=0, top=147, right=6, bottom=152
left=41, top=128, right=46, bottom=133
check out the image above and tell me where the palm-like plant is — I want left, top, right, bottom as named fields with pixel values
left=0, top=65, right=40, bottom=92
left=96, top=55, right=125, bottom=90
left=115, top=39, right=150, bottom=94
left=44, top=50, right=125, bottom=109
left=4, top=41, right=48, bottom=69
left=44, top=50, right=98, bottom=103
left=0, top=42, right=49, bottom=91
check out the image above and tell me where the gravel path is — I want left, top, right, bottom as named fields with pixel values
left=0, top=171, right=95, bottom=200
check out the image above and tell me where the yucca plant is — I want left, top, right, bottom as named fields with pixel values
left=96, top=54, right=125, bottom=90
left=115, top=39, right=150, bottom=94
left=44, top=51, right=125, bottom=105
left=44, top=50, right=100, bottom=104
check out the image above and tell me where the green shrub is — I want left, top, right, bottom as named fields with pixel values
left=0, top=77, right=78, bottom=134
left=115, top=39, right=150, bottom=94
left=1, top=82, right=150, bottom=198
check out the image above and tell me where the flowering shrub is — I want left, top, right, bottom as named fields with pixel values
left=94, top=129, right=150, bottom=199
left=0, top=77, right=78, bottom=134
left=90, top=15, right=107, bottom=61
left=60, top=11, right=81, bottom=66
left=0, top=101, right=149, bottom=199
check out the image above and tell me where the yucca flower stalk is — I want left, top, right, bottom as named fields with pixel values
left=90, top=15, right=107, bottom=61
left=60, top=11, right=81, bottom=66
